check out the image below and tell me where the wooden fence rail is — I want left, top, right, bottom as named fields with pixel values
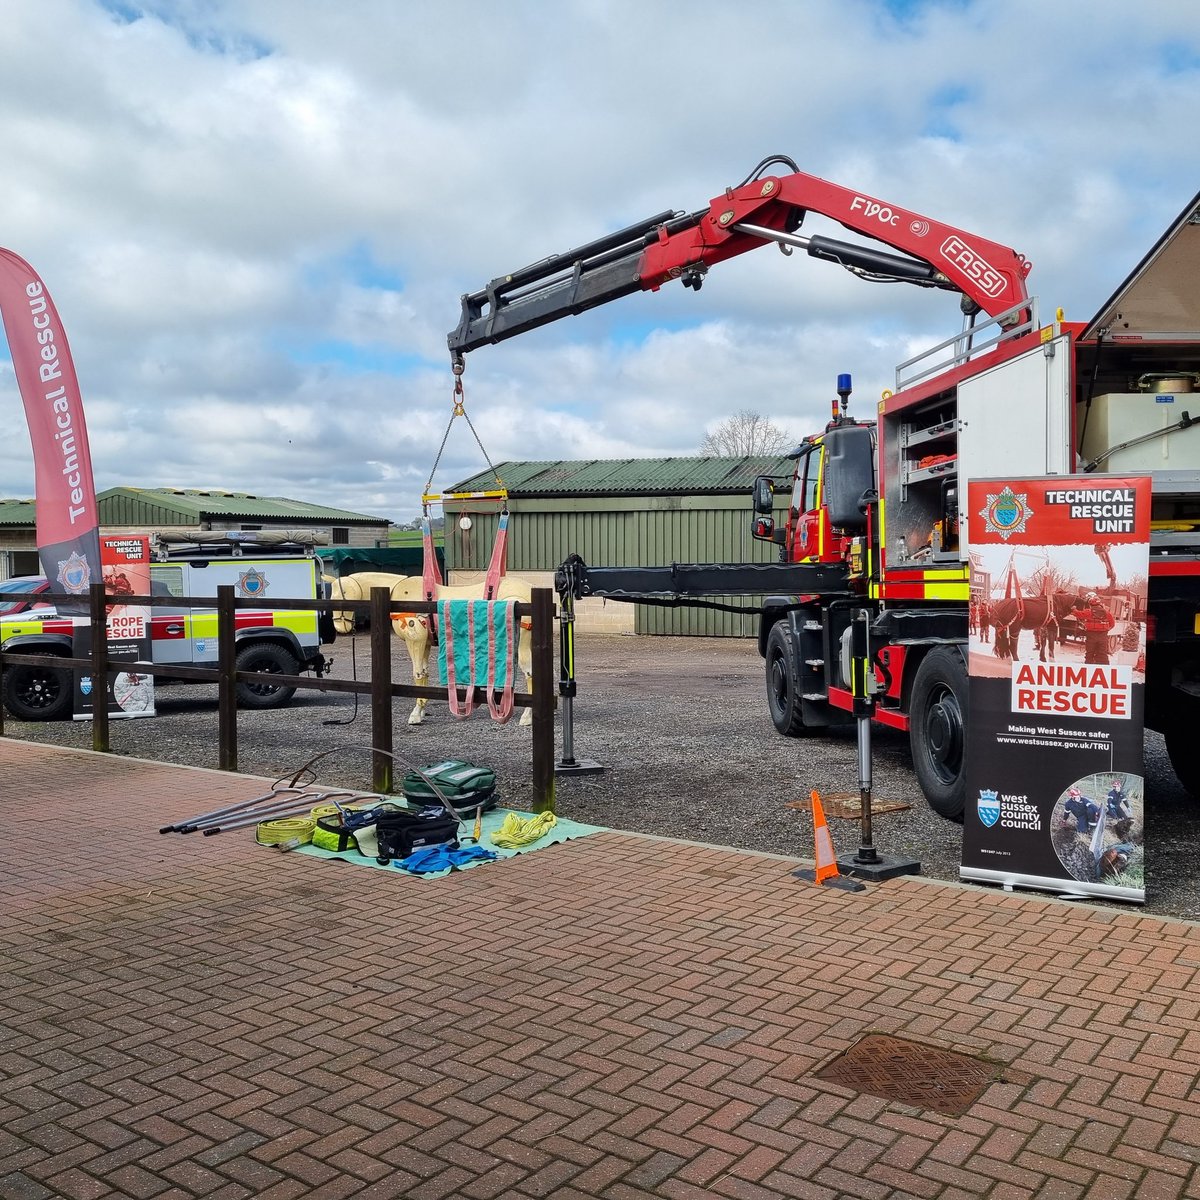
left=0, top=583, right=557, bottom=812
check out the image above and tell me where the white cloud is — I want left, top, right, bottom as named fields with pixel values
left=0, top=0, right=1198, bottom=524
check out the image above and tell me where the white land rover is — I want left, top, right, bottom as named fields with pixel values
left=0, top=534, right=336, bottom=721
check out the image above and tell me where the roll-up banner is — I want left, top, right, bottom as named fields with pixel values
left=73, top=535, right=156, bottom=720
left=962, top=476, right=1150, bottom=904
left=0, top=249, right=101, bottom=615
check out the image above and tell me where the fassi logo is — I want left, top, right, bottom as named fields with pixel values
left=940, top=236, right=1005, bottom=298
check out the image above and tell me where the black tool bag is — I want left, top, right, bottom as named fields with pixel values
left=375, top=807, right=460, bottom=863
left=402, top=760, right=496, bottom=811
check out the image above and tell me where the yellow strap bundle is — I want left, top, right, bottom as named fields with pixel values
left=255, top=816, right=317, bottom=847
left=257, top=802, right=369, bottom=850
left=489, top=811, right=557, bottom=849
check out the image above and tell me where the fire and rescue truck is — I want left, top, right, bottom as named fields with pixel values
left=0, top=532, right=336, bottom=720
left=447, top=154, right=1200, bottom=815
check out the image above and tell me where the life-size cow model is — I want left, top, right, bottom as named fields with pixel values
left=329, top=572, right=535, bottom=725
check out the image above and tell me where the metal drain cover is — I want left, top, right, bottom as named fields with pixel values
left=814, top=1034, right=1003, bottom=1116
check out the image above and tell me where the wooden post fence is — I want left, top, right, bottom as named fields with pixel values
left=0, top=583, right=558, bottom=808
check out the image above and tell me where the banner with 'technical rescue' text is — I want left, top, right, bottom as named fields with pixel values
left=961, top=475, right=1150, bottom=904
left=73, top=535, right=156, bottom=720
left=0, top=249, right=101, bottom=615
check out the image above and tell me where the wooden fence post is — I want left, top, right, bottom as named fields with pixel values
left=530, top=587, right=556, bottom=814
left=370, top=586, right=393, bottom=794
left=89, top=582, right=110, bottom=753
left=217, top=585, right=237, bottom=771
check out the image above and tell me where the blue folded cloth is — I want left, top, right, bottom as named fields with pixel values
left=395, top=843, right=499, bottom=874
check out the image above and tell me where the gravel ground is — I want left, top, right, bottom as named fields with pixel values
left=5, top=631, right=1198, bottom=921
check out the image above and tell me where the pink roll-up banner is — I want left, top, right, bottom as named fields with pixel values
left=0, top=249, right=101, bottom=614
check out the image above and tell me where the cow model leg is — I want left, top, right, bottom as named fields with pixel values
left=518, top=624, right=534, bottom=727
left=395, top=615, right=432, bottom=725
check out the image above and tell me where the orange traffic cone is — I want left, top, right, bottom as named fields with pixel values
left=811, top=790, right=840, bottom=884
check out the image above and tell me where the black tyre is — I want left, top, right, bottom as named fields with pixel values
left=909, top=646, right=968, bottom=821
left=3, top=661, right=72, bottom=721
left=235, top=642, right=299, bottom=709
left=1164, top=707, right=1200, bottom=800
left=765, top=621, right=809, bottom=737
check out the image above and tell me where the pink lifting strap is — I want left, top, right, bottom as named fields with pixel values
left=484, top=512, right=509, bottom=600
left=421, top=515, right=443, bottom=603
left=441, top=600, right=475, bottom=718
left=485, top=599, right=517, bottom=724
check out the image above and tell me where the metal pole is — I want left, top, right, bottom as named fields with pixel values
left=854, top=708, right=879, bottom=865
left=162, top=787, right=312, bottom=834
left=851, top=608, right=881, bottom=866
left=830, top=607, right=919, bottom=883
left=555, top=588, right=604, bottom=775
left=560, top=588, right=576, bottom=764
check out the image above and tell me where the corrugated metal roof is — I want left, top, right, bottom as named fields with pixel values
left=0, top=499, right=35, bottom=526
left=97, top=488, right=389, bottom=523
left=450, top=456, right=795, bottom=497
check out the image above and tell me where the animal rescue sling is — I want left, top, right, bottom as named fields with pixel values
left=437, top=598, right=520, bottom=723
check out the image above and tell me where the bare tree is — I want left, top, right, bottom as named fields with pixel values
left=699, top=410, right=794, bottom=456
left=1026, top=559, right=1078, bottom=597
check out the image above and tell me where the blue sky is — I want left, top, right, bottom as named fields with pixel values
left=1, top=0, right=1198, bottom=522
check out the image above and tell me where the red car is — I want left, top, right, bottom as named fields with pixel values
left=0, top=576, right=51, bottom=616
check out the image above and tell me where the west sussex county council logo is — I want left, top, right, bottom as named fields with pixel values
left=977, top=789, right=1000, bottom=828
left=56, top=550, right=92, bottom=594
left=979, top=487, right=1033, bottom=540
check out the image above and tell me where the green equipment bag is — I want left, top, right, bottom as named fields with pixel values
left=402, top=760, right=496, bottom=811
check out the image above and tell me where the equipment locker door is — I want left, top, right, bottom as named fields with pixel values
left=957, top=334, right=1072, bottom=553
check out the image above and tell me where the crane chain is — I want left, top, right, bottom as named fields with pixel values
left=422, top=366, right=506, bottom=516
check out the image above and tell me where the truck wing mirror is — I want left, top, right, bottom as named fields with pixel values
left=752, top=515, right=776, bottom=542
left=753, top=476, right=775, bottom=514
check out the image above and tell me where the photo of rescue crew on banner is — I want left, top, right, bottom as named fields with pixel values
left=1051, top=771, right=1144, bottom=887
left=968, top=541, right=1148, bottom=683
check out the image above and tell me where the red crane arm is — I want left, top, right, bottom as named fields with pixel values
left=637, top=169, right=1032, bottom=317
left=448, top=159, right=1032, bottom=357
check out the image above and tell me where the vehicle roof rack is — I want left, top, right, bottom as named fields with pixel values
left=151, top=530, right=329, bottom=559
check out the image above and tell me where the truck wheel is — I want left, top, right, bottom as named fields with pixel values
left=765, top=621, right=809, bottom=737
left=235, top=643, right=299, bottom=709
left=909, top=646, right=968, bottom=821
left=1164, top=708, right=1200, bottom=800
left=3, top=662, right=72, bottom=721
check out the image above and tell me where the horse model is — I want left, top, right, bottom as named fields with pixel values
left=330, top=572, right=535, bottom=726
left=989, top=592, right=1077, bottom=662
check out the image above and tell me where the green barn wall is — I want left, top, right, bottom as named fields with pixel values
left=443, top=494, right=789, bottom=638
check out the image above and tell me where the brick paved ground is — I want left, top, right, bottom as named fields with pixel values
left=2, top=739, right=1199, bottom=1200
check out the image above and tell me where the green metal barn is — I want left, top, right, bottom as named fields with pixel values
left=443, top=456, right=794, bottom=637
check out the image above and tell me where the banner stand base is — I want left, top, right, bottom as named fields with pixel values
left=961, top=865, right=1143, bottom=905
left=837, top=853, right=922, bottom=883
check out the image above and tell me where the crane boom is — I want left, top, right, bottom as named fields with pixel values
left=448, top=157, right=1032, bottom=358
